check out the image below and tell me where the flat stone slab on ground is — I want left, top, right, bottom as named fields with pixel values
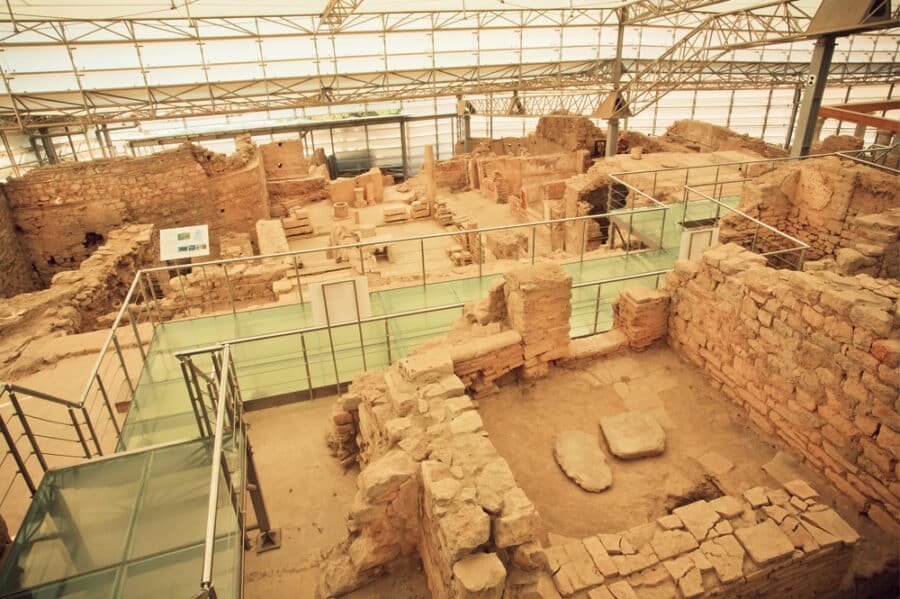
left=600, top=411, right=666, bottom=459
left=554, top=431, right=613, bottom=492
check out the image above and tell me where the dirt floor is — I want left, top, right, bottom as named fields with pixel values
left=243, top=398, right=431, bottom=599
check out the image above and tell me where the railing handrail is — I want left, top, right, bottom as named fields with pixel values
left=199, top=343, right=233, bottom=593
left=606, top=145, right=896, bottom=180
left=683, top=184, right=810, bottom=251
left=76, top=273, right=144, bottom=409
left=172, top=267, right=676, bottom=360
left=1, top=382, right=81, bottom=409
left=136, top=205, right=669, bottom=274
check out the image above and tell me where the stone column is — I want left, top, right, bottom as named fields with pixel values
left=424, top=144, right=437, bottom=212
left=503, top=263, right=572, bottom=379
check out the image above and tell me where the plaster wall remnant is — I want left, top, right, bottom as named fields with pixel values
left=0, top=188, right=38, bottom=297
left=666, top=243, right=900, bottom=535
left=3, top=135, right=269, bottom=283
left=0, top=224, right=158, bottom=375
left=719, top=157, right=900, bottom=265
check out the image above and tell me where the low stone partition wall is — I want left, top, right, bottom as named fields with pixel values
left=537, top=481, right=858, bottom=598
left=161, top=259, right=291, bottom=319
left=666, top=243, right=900, bottom=535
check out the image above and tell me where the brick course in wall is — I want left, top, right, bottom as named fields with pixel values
left=3, top=138, right=269, bottom=284
left=665, top=243, right=900, bottom=535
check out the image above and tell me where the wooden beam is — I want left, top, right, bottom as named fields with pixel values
left=829, top=99, right=900, bottom=113
left=818, top=105, right=900, bottom=132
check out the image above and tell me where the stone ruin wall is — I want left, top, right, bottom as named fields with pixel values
left=720, top=157, right=900, bottom=272
left=258, top=140, right=329, bottom=216
left=0, top=224, right=158, bottom=375
left=318, top=261, right=864, bottom=599
left=0, top=189, right=37, bottom=298
left=2, top=136, right=269, bottom=284
left=469, top=115, right=606, bottom=158
left=666, top=243, right=900, bottom=535
left=664, top=120, right=788, bottom=158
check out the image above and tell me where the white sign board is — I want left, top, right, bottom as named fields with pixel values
left=309, top=277, right=371, bottom=326
left=160, top=225, right=211, bottom=262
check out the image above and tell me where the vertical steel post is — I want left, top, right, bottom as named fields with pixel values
left=112, top=334, right=135, bottom=396
left=580, top=219, right=587, bottom=264
left=0, top=407, right=36, bottom=495
left=352, top=281, right=367, bottom=371
left=321, top=286, right=342, bottom=397
left=300, top=334, right=314, bottom=401
left=223, top=264, right=236, bottom=316
left=531, top=225, right=537, bottom=265
left=292, top=255, right=304, bottom=303
left=95, top=374, right=121, bottom=436
left=138, top=276, right=158, bottom=329
left=127, top=306, right=147, bottom=363
left=420, top=239, right=426, bottom=287
left=592, top=283, right=603, bottom=334
left=384, top=319, right=392, bottom=364
left=81, top=406, right=102, bottom=456
left=8, top=391, right=48, bottom=472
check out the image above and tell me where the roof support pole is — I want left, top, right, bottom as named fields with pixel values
left=606, top=7, right=626, bottom=158
left=789, top=35, right=836, bottom=157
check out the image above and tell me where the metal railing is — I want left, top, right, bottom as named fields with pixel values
left=0, top=382, right=114, bottom=523
left=836, top=143, right=899, bottom=174
left=179, top=344, right=278, bottom=599
left=609, top=144, right=899, bottom=205
left=683, top=184, right=809, bottom=270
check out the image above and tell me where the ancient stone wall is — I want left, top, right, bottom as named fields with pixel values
left=472, top=115, right=605, bottom=158
left=664, top=120, right=788, bottom=158
left=0, top=189, right=37, bottom=297
left=3, top=138, right=269, bottom=283
left=433, top=157, right=469, bottom=191
left=666, top=243, right=900, bottom=535
left=720, top=157, right=900, bottom=262
left=476, top=152, right=587, bottom=201
left=259, top=140, right=308, bottom=178
left=0, top=224, right=157, bottom=372
left=538, top=481, right=859, bottom=598
left=321, top=354, right=540, bottom=599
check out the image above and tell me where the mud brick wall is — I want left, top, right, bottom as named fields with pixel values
left=666, top=243, right=900, bottom=534
left=835, top=208, right=900, bottom=280
left=0, top=189, right=37, bottom=297
left=720, top=157, right=899, bottom=262
left=3, top=139, right=269, bottom=283
left=433, top=157, right=469, bottom=191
